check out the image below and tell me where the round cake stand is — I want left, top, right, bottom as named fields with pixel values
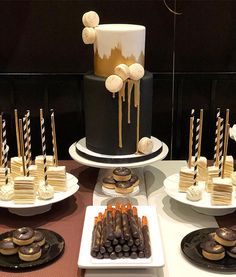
left=69, top=139, right=168, bottom=205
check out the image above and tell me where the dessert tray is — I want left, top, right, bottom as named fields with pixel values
left=164, top=173, right=236, bottom=215
left=0, top=173, right=79, bottom=216
left=181, top=227, right=236, bottom=272
left=78, top=205, right=165, bottom=269
left=0, top=228, right=65, bottom=269
left=69, top=137, right=169, bottom=169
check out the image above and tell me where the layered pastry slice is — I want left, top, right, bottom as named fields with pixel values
left=223, top=156, right=234, bottom=178
left=206, top=165, right=219, bottom=193
left=211, top=177, right=233, bottom=205
left=47, top=166, right=67, bottom=192
left=179, top=166, right=195, bottom=192
left=35, top=155, right=54, bottom=180
left=14, top=176, right=36, bottom=204
left=191, top=156, right=208, bottom=182
left=10, top=157, right=24, bottom=179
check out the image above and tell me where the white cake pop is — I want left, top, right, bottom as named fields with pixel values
left=138, top=137, right=153, bottom=154
left=82, top=27, right=96, bottom=44
left=105, top=75, right=123, bottom=93
left=114, top=64, right=130, bottom=81
left=129, top=63, right=144, bottom=80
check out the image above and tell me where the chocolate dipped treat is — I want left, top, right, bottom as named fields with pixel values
left=115, top=181, right=134, bottom=194
left=102, top=176, right=116, bottom=189
left=13, top=227, right=35, bottom=246
left=227, top=245, right=236, bottom=258
left=33, top=230, right=45, bottom=246
left=214, top=227, right=236, bottom=247
left=18, top=243, right=42, bottom=261
left=200, top=240, right=225, bottom=261
left=130, top=175, right=139, bottom=187
left=0, top=237, right=18, bottom=255
left=113, top=167, right=131, bottom=182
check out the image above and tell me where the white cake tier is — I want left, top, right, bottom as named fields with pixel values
left=94, top=24, right=145, bottom=77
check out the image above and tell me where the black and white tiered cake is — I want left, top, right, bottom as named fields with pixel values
left=76, top=11, right=163, bottom=163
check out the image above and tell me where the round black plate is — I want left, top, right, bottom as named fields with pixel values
left=0, top=228, right=65, bottom=269
left=181, top=227, right=236, bottom=272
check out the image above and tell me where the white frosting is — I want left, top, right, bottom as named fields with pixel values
left=94, top=24, right=145, bottom=60
left=180, top=166, right=194, bottom=174
left=186, top=185, right=202, bottom=201
left=38, top=181, right=54, bottom=200
left=0, top=183, right=14, bottom=201
left=212, top=177, right=232, bottom=185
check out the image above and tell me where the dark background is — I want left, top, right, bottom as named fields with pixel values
left=0, top=0, right=236, bottom=160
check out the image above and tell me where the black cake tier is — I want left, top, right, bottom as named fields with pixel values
left=83, top=71, right=153, bottom=155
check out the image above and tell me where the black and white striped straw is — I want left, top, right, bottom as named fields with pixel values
left=23, top=116, right=29, bottom=176
left=213, top=108, right=220, bottom=164
left=50, top=109, right=58, bottom=166
left=190, top=109, right=195, bottom=166
left=2, top=119, right=8, bottom=184
left=193, top=118, right=200, bottom=185
left=26, top=110, right=32, bottom=164
left=218, top=118, right=224, bottom=177
left=40, top=116, right=48, bottom=186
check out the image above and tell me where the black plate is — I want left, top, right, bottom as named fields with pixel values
left=0, top=228, right=65, bottom=269
left=181, top=227, right=236, bottom=272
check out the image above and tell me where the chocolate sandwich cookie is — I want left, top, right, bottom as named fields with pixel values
left=130, top=175, right=139, bottom=187
left=113, top=167, right=131, bottom=182
left=0, top=237, right=18, bottom=255
left=18, top=243, right=42, bottom=261
left=115, top=181, right=134, bottom=194
left=13, top=227, right=34, bottom=246
left=227, top=245, right=236, bottom=258
left=214, top=227, right=236, bottom=247
left=200, top=240, right=225, bottom=261
left=102, top=176, right=116, bottom=189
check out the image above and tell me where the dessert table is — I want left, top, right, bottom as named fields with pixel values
left=0, top=160, right=236, bottom=277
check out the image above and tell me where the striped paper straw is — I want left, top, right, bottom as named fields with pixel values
left=218, top=118, right=224, bottom=177
left=2, top=119, right=8, bottom=184
left=50, top=109, right=58, bottom=166
left=23, top=116, right=29, bottom=176
left=26, top=110, right=32, bottom=164
left=0, top=114, right=2, bottom=167
left=213, top=108, right=220, bottom=164
left=193, top=118, right=200, bottom=185
left=190, top=109, right=195, bottom=166
left=40, top=116, right=48, bottom=186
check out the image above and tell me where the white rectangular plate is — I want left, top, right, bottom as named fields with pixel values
left=78, top=205, right=165, bottom=269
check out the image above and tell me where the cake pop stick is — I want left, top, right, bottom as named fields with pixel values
left=218, top=118, right=224, bottom=177
left=14, top=109, right=21, bottom=157
left=40, top=116, right=48, bottom=186
left=193, top=118, right=200, bottom=185
left=213, top=108, right=221, bottom=165
left=23, top=116, right=29, bottom=176
left=50, top=109, right=58, bottom=166
left=0, top=114, right=2, bottom=166
left=19, top=119, right=26, bottom=176
left=26, top=110, right=32, bottom=164
left=222, top=123, right=230, bottom=179
left=198, top=109, right=203, bottom=159
left=2, top=119, right=8, bottom=184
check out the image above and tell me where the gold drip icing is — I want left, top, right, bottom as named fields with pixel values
left=94, top=45, right=144, bottom=77
left=116, top=79, right=141, bottom=151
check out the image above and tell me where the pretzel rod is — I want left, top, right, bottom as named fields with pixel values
left=14, top=109, right=21, bottom=157
left=221, top=123, right=230, bottom=179
left=19, top=119, right=26, bottom=176
left=198, top=109, right=203, bottom=159
left=188, top=117, right=194, bottom=168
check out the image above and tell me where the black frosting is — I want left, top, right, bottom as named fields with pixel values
left=83, top=71, right=153, bottom=155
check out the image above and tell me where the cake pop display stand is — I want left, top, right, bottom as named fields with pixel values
left=69, top=137, right=168, bottom=206
left=0, top=173, right=79, bottom=216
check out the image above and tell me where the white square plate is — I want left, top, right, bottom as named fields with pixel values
left=78, top=205, right=165, bottom=269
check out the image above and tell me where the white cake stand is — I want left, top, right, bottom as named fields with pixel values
left=0, top=173, right=79, bottom=216
left=69, top=137, right=168, bottom=205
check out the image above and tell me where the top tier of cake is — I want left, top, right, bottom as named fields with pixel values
left=93, top=24, right=145, bottom=77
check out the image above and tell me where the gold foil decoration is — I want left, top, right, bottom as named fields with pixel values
left=94, top=45, right=144, bottom=77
